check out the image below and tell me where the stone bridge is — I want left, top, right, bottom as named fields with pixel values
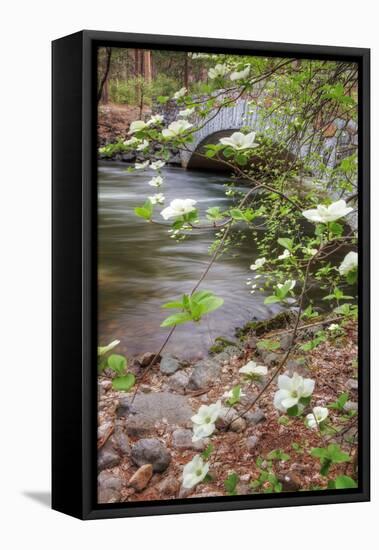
left=157, top=97, right=358, bottom=173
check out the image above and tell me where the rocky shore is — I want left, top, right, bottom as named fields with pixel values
left=97, top=312, right=358, bottom=503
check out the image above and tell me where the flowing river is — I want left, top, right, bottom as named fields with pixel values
left=98, top=161, right=338, bottom=361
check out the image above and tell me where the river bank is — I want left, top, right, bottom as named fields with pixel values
left=97, top=310, right=358, bottom=503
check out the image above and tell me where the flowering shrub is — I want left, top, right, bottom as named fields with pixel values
left=101, top=52, right=358, bottom=494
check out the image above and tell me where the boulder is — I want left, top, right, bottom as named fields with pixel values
left=187, top=360, right=221, bottom=390
left=131, top=438, right=171, bottom=473
left=117, top=392, right=193, bottom=436
left=160, top=354, right=182, bottom=375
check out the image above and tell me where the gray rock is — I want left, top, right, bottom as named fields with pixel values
left=111, top=425, right=131, bottom=455
left=172, top=428, right=207, bottom=451
left=343, top=400, right=358, bottom=412
left=265, top=352, right=282, bottom=366
left=139, top=352, right=159, bottom=367
left=346, top=378, right=358, bottom=391
left=157, top=475, right=180, bottom=496
left=188, top=360, right=221, bottom=390
left=117, top=391, right=193, bottom=436
left=98, top=471, right=122, bottom=491
left=246, top=435, right=260, bottom=453
left=131, top=438, right=171, bottom=473
left=98, top=487, right=121, bottom=503
left=244, top=409, right=266, bottom=426
left=160, top=354, right=181, bottom=375
left=216, top=407, right=246, bottom=433
left=168, top=371, right=189, bottom=393
left=280, top=333, right=293, bottom=351
left=97, top=440, right=121, bottom=471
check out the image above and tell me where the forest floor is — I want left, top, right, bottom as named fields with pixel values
left=97, top=313, right=358, bottom=503
left=97, top=102, right=151, bottom=146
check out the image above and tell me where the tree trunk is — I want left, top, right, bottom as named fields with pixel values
left=97, top=47, right=112, bottom=104
left=144, top=50, right=152, bottom=83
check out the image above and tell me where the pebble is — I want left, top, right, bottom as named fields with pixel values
left=111, top=425, right=131, bottom=455
left=243, top=409, right=266, bottom=426
left=216, top=407, right=246, bottom=433
left=346, top=378, right=358, bottom=391
left=139, top=352, right=159, bottom=368
left=160, top=354, right=182, bottom=375
left=278, top=472, right=302, bottom=491
left=188, top=359, right=221, bottom=390
left=97, top=440, right=121, bottom=471
left=98, top=471, right=122, bottom=491
left=128, top=464, right=153, bottom=492
left=343, top=400, right=358, bottom=412
left=98, top=488, right=121, bottom=503
left=172, top=428, right=207, bottom=451
left=157, top=475, right=180, bottom=496
left=168, top=371, right=189, bottom=393
left=131, top=438, right=171, bottom=473
left=246, top=435, right=260, bottom=453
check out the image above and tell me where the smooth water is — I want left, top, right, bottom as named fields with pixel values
left=98, top=162, right=302, bottom=360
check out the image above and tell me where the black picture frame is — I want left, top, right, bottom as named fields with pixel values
left=52, top=30, right=370, bottom=520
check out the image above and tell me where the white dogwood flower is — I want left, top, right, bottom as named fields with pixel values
left=128, top=120, right=148, bottom=134
left=160, top=198, right=197, bottom=220
left=97, top=339, right=120, bottom=356
left=277, top=279, right=296, bottom=290
left=148, top=193, right=165, bottom=205
left=123, top=136, right=140, bottom=147
left=239, top=361, right=268, bottom=378
left=136, top=139, right=149, bottom=151
left=191, top=400, right=222, bottom=442
left=173, top=87, right=187, bottom=99
left=208, top=63, right=229, bottom=79
left=230, top=66, right=250, bottom=81
left=223, top=387, right=246, bottom=400
left=150, top=160, right=166, bottom=170
left=147, top=114, right=164, bottom=126
left=135, top=160, right=149, bottom=170
left=305, top=407, right=329, bottom=429
left=250, top=257, right=266, bottom=271
left=178, top=107, right=195, bottom=118
left=219, top=131, right=259, bottom=150
left=162, top=120, right=193, bottom=138
left=148, top=175, right=163, bottom=187
left=302, top=200, right=353, bottom=224
left=278, top=249, right=291, bottom=260
left=182, top=455, right=209, bottom=489
left=274, top=372, right=315, bottom=412
left=338, top=251, right=358, bottom=276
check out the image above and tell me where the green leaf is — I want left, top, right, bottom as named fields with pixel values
left=160, top=312, right=192, bottom=327
left=134, top=199, right=153, bottom=221
left=264, top=295, right=281, bottom=304
left=157, top=95, right=169, bottom=104
left=286, top=404, right=299, bottom=417
left=334, top=475, right=357, bottom=489
left=161, top=300, right=185, bottom=309
left=277, top=237, right=293, bottom=251
left=107, top=354, right=127, bottom=375
left=197, top=295, right=224, bottom=315
left=224, top=472, right=239, bottom=495
left=112, top=373, right=135, bottom=391
left=201, top=444, right=214, bottom=460
left=329, top=221, right=343, bottom=236
left=206, top=206, right=224, bottom=221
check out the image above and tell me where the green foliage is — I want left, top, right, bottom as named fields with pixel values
left=201, top=444, right=214, bottom=460
left=266, top=449, right=290, bottom=461
left=225, top=385, right=243, bottom=407
left=224, top=472, right=239, bottom=495
left=329, top=392, right=349, bottom=411
left=161, top=290, right=224, bottom=327
left=257, top=339, right=280, bottom=352
left=134, top=199, right=153, bottom=221
left=107, top=354, right=127, bottom=375
left=311, top=444, right=350, bottom=476
left=250, top=457, right=283, bottom=494
left=328, top=475, right=357, bottom=489
left=299, top=330, right=326, bottom=351
left=112, top=373, right=136, bottom=391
